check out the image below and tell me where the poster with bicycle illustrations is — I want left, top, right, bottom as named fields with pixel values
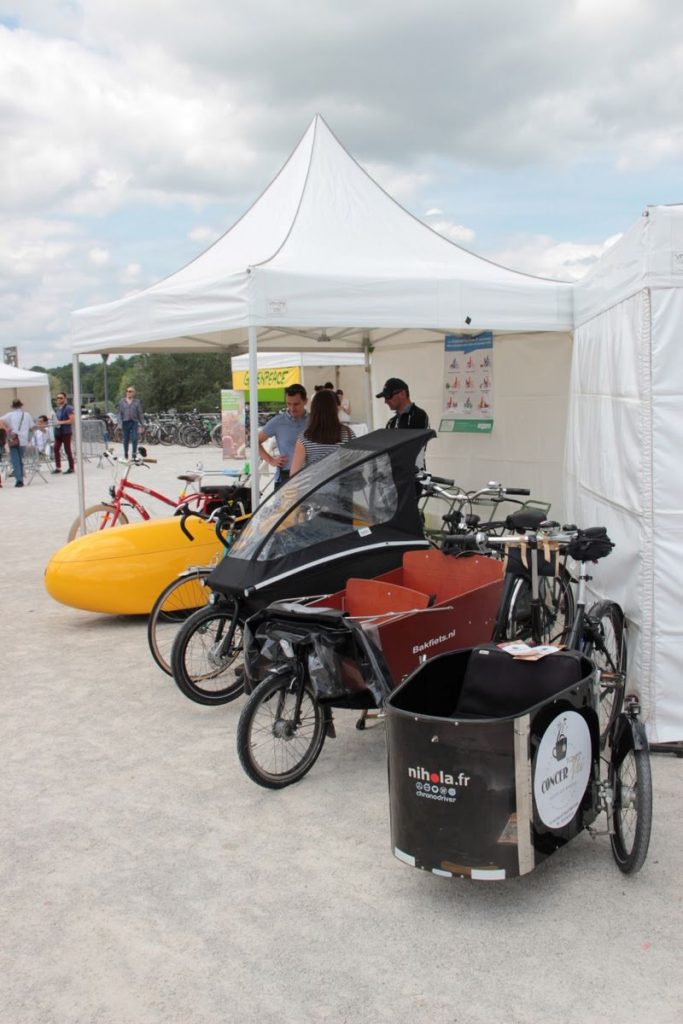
left=439, top=332, right=494, bottom=433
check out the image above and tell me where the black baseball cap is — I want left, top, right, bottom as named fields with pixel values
left=376, top=377, right=408, bottom=399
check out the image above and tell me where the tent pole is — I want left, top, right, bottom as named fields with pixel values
left=248, top=325, right=260, bottom=509
left=72, top=354, right=86, bottom=533
left=363, top=333, right=374, bottom=429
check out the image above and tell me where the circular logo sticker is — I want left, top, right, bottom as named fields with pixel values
left=533, top=711, right=592, bottom=829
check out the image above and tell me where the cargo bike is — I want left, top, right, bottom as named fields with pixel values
left=234, top=492, right=553, bottom=788
left=385, top=523, right=653, bottom=879
left=169, top=429, right=440, bottom=705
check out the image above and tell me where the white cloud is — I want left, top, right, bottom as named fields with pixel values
left=424, top=216, right=476, bottom=246
left=489, top=234, right=623, bottom=281
left=189, top=226, right=221, bottom=245
left=119, top=263, right=142, bottom=283
left=89, top=247, right=110, bottom=266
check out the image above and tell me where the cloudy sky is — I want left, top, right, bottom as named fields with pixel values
left=1, top=0, right=682, bottom=367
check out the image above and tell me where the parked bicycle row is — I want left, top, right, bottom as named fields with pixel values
left=47, top=428, right=650, bottom=881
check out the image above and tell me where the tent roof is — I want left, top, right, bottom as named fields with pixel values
left=0, top=363, right=51, bottom=416
left=574, top=204, right=683, bottom=326
left=71, top=116, right=572, bottom=357
left=0, top=363, right=49, bottom=388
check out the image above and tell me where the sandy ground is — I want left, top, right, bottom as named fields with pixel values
left=1, top=445, right=681, bottom=1024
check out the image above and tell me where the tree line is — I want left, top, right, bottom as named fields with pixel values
left=30, top=353, right=233, bottom=413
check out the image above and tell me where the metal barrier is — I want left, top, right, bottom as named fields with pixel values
left=79, top=418, right=108, bottom=464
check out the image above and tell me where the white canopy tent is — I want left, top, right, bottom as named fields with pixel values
left=70, top=114, right=573, bottom=511
left=567, top=204, right=683, bottom=741
left=0, top=363, right=50, bottom=416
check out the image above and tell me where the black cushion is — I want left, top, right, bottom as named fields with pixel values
left=456, top=643, right=588, bottom=719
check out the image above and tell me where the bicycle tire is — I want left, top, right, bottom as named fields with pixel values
left=584, top=600, right=626, bottom=743
left=236, top=672, right=326, bottom=789
left=179, top=425, right=204, bottom=448
left=503, top=569, right=575, bottom=644
left=147, top=569, right=211, bottom=675
left=210, top=422, right=223, bottom=447
left=159, top=423, right=177, bottom=446
left=144, top=423, right=161, bottom=445
left=170, top=601, right=244, bottom=705
left=67, top=503, right=129, bottom=541
left=609, top=723, right=652, bottom=874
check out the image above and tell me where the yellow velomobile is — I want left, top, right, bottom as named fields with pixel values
left=45, top=516, right=223, bottom=615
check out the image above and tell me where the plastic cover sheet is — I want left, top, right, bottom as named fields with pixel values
left=243, top=603, right=394, bottom=705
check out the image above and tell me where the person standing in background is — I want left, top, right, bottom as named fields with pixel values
left=52, top=392, right=76, bottom=473
left=116, top=386, right=145, bottom=459
left=376, top=378, right=430, bottom=430
left=289, top=388, right=355, bottom=474
left=258, top=384, right=309, bottom=490
left=0, top=399, right=35, bottom=487
left=376, top=377, right=430, bottom=480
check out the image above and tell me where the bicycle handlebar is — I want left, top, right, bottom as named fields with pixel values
left=443, top=524, right=613, bottom=561
left=419, top=473, right=455, bottom=486
left=421, top=479, right=531, bottom=502
left=179, top=504, right=241, bottom=549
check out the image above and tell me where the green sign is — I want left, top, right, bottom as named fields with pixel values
left=439, top=418, right=494, bottom=434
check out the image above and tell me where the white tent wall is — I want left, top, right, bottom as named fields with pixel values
left=301, top=365, right=367, bottom=417
left=372, top=331, right=573, bottom=516
left=567, top=205, right=683, bottom=743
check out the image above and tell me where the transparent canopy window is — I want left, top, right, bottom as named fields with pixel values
left=229, top=449, right=398, bottom=562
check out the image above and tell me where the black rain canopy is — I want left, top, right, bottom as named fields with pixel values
left=206, top=428, right=435, bottom=601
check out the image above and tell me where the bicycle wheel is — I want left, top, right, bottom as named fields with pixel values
left=609, top=721, right=652, bottom=874
left=505, top=570, right=575, bottom=644
left=144, top=422, right=161, bottom=445
left=236, top=672, right=326, bottom=789
left=585, top=601, right=626, bottom=742
left=210, top=422, right=223, bottom=447
left=147, top=569, right=211, bottom=675
left=67, top=503, right=129, bottom=541
left=179, top=425, right=203, bottom=448
left=159, top=422, right=177, bottom=446
left=170, top=601, right=244, bottom=705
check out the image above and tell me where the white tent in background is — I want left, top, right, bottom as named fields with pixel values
left=71, top=114, right=573, bottom=510
left=567, top=204, right=683, bottom=742
left=0, top=363, right=51, bottom=416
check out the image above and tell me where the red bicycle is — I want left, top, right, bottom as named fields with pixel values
left=67, top=448, right=236, bottom=540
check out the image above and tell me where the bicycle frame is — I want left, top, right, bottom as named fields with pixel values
left=101, top=452, right=207, bottom=524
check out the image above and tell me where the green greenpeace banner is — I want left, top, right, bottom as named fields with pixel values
left=439, top=418, right=493, bottom=434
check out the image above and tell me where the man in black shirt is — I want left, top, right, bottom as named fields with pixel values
left=376, top=378, right=430, bottom=430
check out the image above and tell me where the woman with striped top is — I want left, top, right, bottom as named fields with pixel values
left=290, top=388, right=355, bottom=475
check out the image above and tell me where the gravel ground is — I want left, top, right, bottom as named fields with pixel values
left=1, top=445, right=681, bottom=1024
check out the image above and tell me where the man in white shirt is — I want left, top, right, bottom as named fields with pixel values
left=0, top=399, right=35, bottom=488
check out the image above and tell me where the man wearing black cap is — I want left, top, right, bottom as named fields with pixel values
left=376, top=378, right=430, bottom=430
